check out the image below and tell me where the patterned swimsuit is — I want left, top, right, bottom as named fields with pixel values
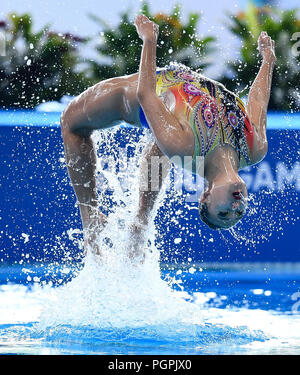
left=139, top=64, right=254, bottom=170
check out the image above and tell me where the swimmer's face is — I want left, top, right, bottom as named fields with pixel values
left=200, top=180, right=248, bottom=229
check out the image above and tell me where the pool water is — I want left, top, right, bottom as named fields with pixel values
left=0, top=260, right=300, bottom=355
left=1, top=127, right=300, bottom=356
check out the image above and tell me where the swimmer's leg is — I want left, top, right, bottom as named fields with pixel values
left=247, top=32, right=276, bottom=162
left=128, top=142, right=171, bottom=260
left=60, top=125, right=103, bottom=255
left=60, top=75, right=140, bottom=255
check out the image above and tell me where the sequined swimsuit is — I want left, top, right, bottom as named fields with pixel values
left=139, top=64, right=254, bottom=169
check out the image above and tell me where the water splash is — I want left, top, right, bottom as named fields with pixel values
left=30, top=127, right=268, bottom=352
left=2, top=125, right=300, bottom=354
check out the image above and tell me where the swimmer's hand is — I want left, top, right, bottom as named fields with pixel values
left=134, top=14, right=159, bottom=42
left=258, top=31, right=276, bottom=64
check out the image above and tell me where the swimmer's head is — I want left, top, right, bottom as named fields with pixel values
left=199, top=179, right=248, bottom=230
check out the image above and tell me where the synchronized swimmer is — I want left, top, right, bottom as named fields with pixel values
left=60, top=14, right=276, bottom=258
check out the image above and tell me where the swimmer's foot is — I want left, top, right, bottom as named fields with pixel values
left=127, top=222, right=147, bottom=264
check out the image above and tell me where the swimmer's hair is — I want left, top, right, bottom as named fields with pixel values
left=198, top=201, right=222, bottom=230
left=199, top=201, right=245, bottom=230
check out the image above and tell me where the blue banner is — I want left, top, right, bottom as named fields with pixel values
left=0, top=111, right=299, bottom=266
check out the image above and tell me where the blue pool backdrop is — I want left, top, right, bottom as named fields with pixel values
left=0, top=110, right=299, bottom=266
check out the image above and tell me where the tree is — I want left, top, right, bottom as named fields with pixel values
left=89, top=2, right=215, bottom=80
left=0, top=13, right=91, bottom=109
left=221, top=3, right=300, bottom=111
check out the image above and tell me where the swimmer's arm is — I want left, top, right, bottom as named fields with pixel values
left=135, top=14, right=158, bottom=96
left=247, top=57, right=275, bottom=136
left=247, top=32, right=275, bottom=159
left=134, top=15, right=194, bottom=158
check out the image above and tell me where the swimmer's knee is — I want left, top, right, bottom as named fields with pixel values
left=61, top=103, right=92, bottom=140
left=60, top=103, right=76, bottom=135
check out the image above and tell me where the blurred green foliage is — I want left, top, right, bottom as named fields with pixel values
left=89, top=2, right=215, bottom=80
left=222, top=3, right=300, bottom=111
left=0, top=13, right=91, bottom=109
left=0, top=3, right=299, bottom=112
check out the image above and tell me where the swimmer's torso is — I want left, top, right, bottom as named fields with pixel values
left=140, top=64, right=255, bottom=170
